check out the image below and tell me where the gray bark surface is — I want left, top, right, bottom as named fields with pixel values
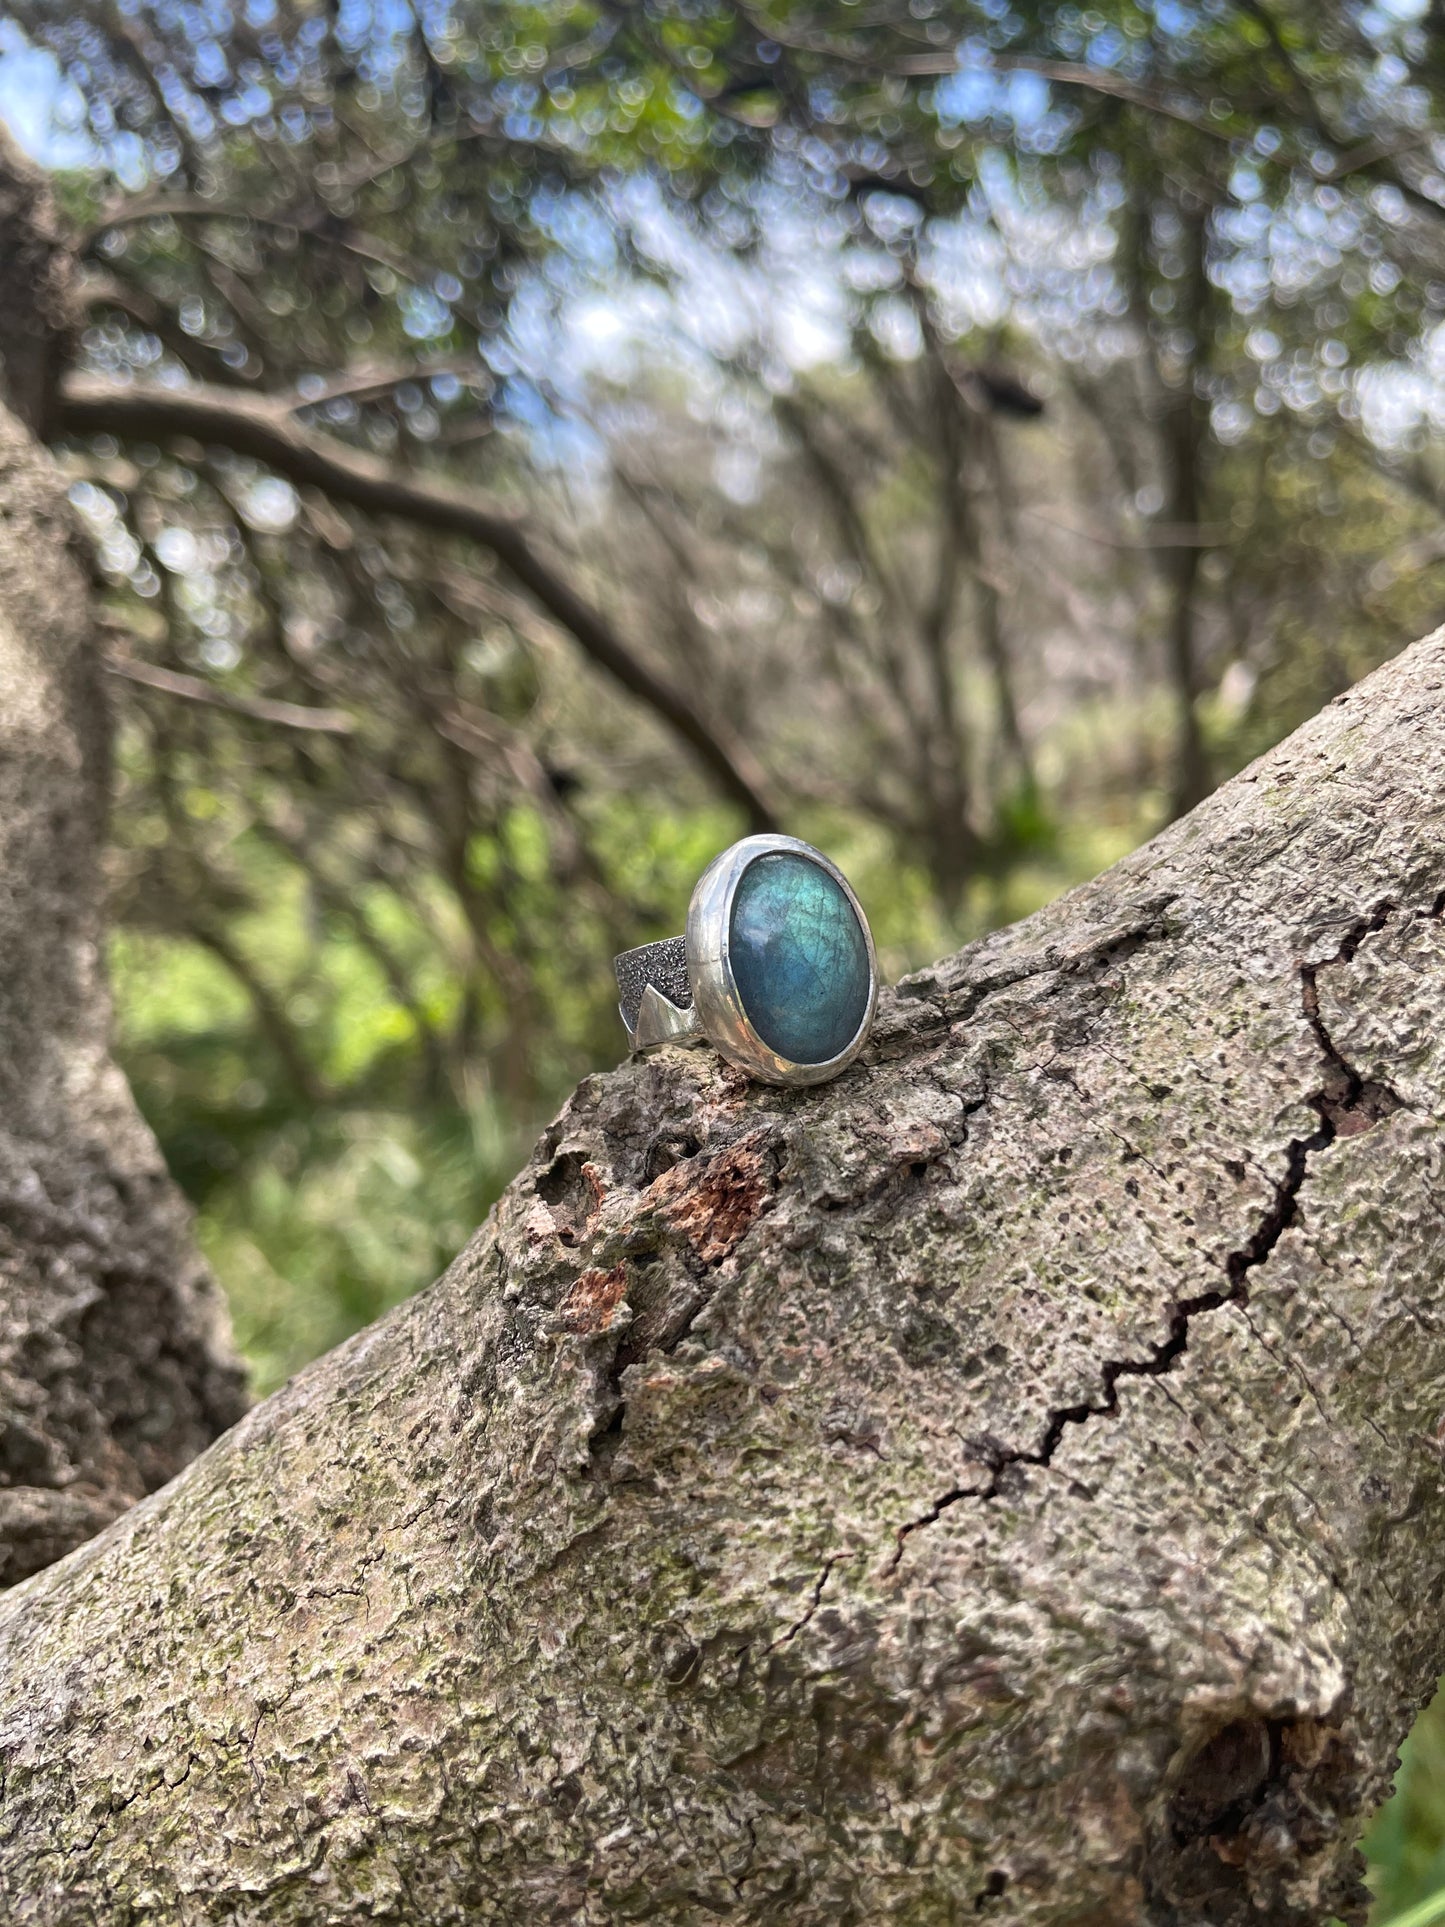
left=1, top=631, right=1444, bottom=1924
left=0, top=128, right=72, bottom=441
left=0, top=135, right=246, bottom=1586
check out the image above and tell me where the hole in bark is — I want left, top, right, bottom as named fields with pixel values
left=665, top=1644, right=702, bottom=1688
left=1317, top=1079, right=1401, bottom=1138
left=537, top=1150, right=587, bottom=1208
left=550, top=1771, right=583, bottom=1816
left=1169, top=1719, right=1273, bottom=1841
left=536, top=1150, right=606, bottom=1242
left=643, top=1130, right=703, bottom=1183
left=974, top=1869, right=1008, bottom=1909
left=1152, top=1716, right=1360, bottom=1920
left=0, top=1418, right=58, bottom=1487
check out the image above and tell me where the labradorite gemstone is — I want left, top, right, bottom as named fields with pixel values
left=728, top=853, right=870, bottom=1065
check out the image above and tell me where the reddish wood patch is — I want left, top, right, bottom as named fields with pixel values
left=651, top=1133, right=773, bottom=1264
left=558, top=1263, right=628, bottom=1334
left=581, top=1161, right=608, bottom=1214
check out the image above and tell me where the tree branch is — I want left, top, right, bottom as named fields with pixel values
left=3, top=631, right=1445, bottom=1922
left=57, top=375, right=779, bottom=831
left=186, top=921, right=333, bottom=1109
left=80, top=268, right=256, bottom=389
left=104, top=651, right=357, bottom=734
left=80, top=195, right=434, bottom=287
left=722, top=15, right=1243, bottom=141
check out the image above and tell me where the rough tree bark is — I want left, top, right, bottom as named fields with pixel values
left=0, top=131, right=246, bottom=1588
left=0, top=612, right=1443, bottom=1921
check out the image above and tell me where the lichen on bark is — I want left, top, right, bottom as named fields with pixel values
left=2, top=632, right=1445, bottom=1924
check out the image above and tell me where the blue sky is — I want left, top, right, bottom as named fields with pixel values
left=0, top=23, right=90, bottom=164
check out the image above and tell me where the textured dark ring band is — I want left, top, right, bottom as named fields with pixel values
left=613, top=936, right=703, bottom=1048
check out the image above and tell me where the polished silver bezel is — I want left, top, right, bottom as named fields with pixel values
left=685, top=834, right=878, bottom=1088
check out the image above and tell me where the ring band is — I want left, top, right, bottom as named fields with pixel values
left=613, top=835, right=878, bottom=1088
left=614, top=935, right=705, bottom=1048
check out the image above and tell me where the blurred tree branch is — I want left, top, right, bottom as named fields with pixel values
left=104, top=648, right=357, bottom=734
left=59, top=374, right=779, bottom=831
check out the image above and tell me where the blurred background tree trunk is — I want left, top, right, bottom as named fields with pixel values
left=1158, top=200, right=1214, bottom=820
left=0, top=130, right=245, bottom=1586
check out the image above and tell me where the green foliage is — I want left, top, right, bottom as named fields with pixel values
left=1368, top=1692, right=1445, bottom=1926
left=197, top=1102, right=525, bottom=1396
left=112, top=910, right=533, bottom=1395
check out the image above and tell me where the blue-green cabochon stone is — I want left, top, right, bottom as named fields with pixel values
left=728, top=853, right=870, bottom=1066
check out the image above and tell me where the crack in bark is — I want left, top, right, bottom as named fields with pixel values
left=888, top=902, right=1409, bottom=1570
left=765, top=1552, right=851, bottom=1651
left=1300, top=901, right=1404, bottom=1137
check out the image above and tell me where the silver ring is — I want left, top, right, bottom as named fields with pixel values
left=613, top=834, right=879, bottom=1088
